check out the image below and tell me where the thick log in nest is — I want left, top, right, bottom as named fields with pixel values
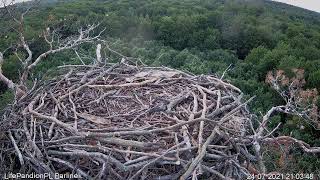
left=1, top=61, right=257, bottom=179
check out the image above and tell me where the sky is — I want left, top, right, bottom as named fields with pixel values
left=272, top=0, right=320, bottom=13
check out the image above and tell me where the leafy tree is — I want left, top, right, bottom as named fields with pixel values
left=308, top=70, right=320, bottom=89
left=1, top=0, right=320, bottom=173
left=245, top=46, right=269, bottom=65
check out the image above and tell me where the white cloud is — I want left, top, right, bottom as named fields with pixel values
left=272, top=0, right=320, bottom=13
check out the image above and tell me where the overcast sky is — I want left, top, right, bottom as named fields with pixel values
left=1, top=0, right=320, bottom=14
left=272, top=0, right=320, bottom=13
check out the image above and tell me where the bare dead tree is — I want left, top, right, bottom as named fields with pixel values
left=248, top=74, right=320, bottom=174
left=0, top=0, right=104, bottom=100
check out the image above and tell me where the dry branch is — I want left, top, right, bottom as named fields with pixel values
left=0, top=3, right=104, bottom=97
left=0, top=55, right=319, bottom=179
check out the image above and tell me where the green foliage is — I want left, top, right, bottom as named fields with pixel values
left=0, top=91, right=14, bottom=112
left=307, top=70, right=320, bottom=90
left=2, top=55, right=22, bottom=82
left=245, top=46, right=269, bottom=65
left=0, top=0, right=320, bottom=173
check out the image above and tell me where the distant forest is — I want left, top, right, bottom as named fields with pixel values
left=0, top=0, right=319, bottom=173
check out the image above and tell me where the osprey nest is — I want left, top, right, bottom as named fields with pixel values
left=1, top=61, right=255, bottom=179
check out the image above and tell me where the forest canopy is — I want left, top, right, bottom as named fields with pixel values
left=0, top=0, right=320, bottom=175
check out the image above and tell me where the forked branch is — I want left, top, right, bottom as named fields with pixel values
left=0, top=2, right=104, bottom=96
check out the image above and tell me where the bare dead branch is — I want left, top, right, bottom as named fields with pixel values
left=0, top=7, right=104, bottom=94
left=263, top=136, right=320, bottom=153
left=1, top=45, right=319, bottom=180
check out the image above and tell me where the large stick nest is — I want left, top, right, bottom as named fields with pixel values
left=1, top=62, right=255, bottom=179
